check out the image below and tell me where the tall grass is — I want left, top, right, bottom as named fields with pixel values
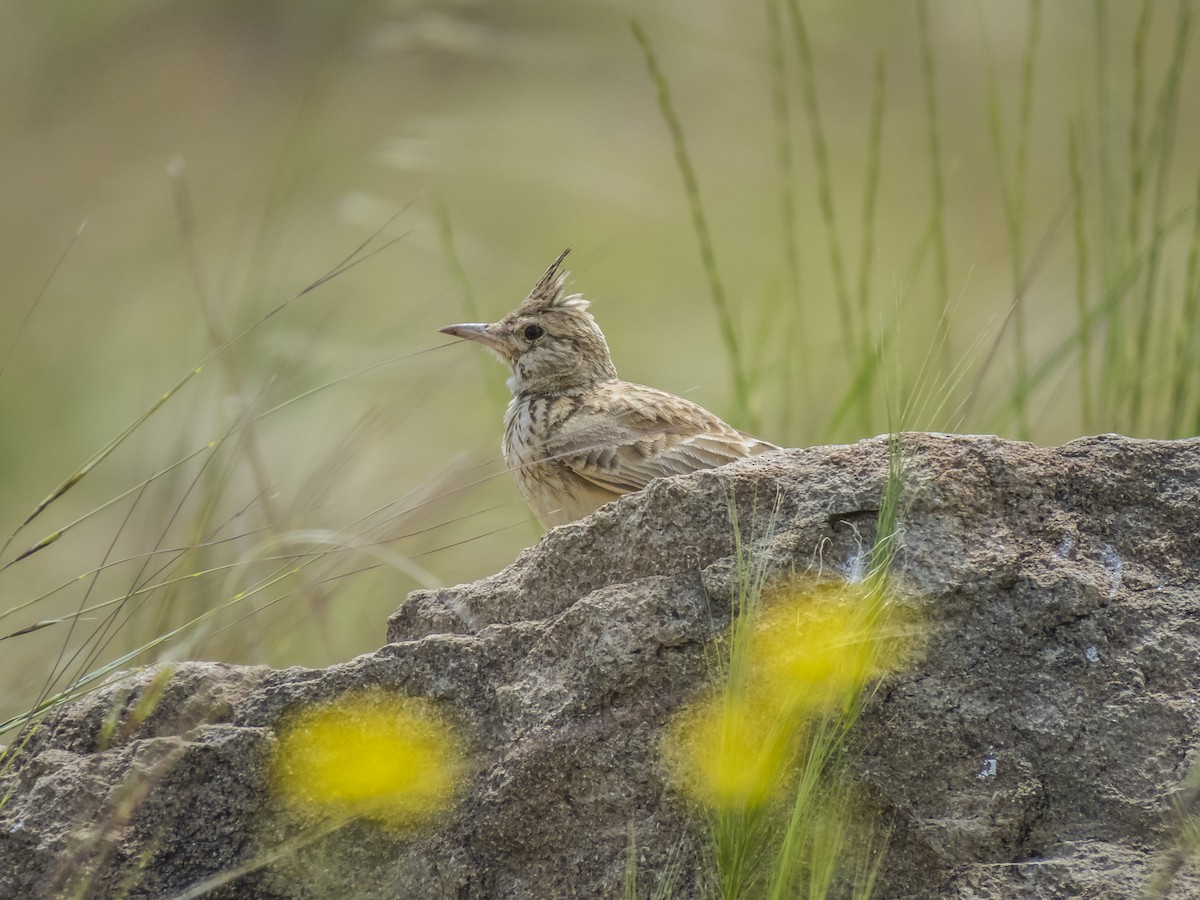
left=631, top=0, right=1199, bottom=445
left=632, top=20, right=755, bottom=432
left=782, top=0, right=855, bottom=379
left=916, top=0, right=951, bottom=376
left=765, top=0, right=807, bottom=439
left=0, top=221, right=448, bottom=745
left=1082, top=0, right=1200, bottom=439
left=982, top=0, right=1042, bottom=439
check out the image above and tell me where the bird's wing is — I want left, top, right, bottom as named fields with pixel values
left=544, top=382, right=777, bottom=496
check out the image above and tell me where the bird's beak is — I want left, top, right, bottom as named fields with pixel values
left=439, top=322, right=503, bottom=351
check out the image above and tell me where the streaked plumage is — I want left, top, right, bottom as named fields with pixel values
left=440, top=250, right=777, bottom=527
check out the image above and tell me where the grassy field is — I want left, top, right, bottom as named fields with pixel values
left=1, top=0, right=1197, bottom=800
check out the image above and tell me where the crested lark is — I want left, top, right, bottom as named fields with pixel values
left=440, top=250, right=778, bottom=528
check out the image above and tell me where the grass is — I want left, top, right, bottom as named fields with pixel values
left=0, top=224, right=407, bottom=725
left=1086, top=0, right=1200, bottom=439
left=916, top=0, right=951, bottom=376
left=632, top=20, right=755, bottom=432
left=982, top=0, right=1042, bottom=439
left=631, top=0, right=1200, bottom=447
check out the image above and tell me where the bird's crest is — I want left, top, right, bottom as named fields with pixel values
left=521, top=248, right=590, bottom=314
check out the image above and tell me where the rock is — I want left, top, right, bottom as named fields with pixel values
left=1, top=434, right=1199, bottom=898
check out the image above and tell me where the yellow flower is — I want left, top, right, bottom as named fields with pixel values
left=667, top=691, right=790, bottom=809
left=754, top=581, right=906, bottom=716
left=273, top=691, right=462, bottom=827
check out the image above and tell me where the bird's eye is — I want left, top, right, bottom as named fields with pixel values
left=524, top=324, right=544, bottom=341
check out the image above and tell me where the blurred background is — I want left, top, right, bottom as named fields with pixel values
left=1, top=1, right=1197, bottom=729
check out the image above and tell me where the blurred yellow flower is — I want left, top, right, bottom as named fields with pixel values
left=666, top=579, right=916, bottom=813
left=667, top=692, right=789, bottom=809
left=754, top=581, right=906, bottom=715
left=273, top=691, right=462, bottom=827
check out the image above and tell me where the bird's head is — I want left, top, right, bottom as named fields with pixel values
left=440, top=249, right=619, bottom=395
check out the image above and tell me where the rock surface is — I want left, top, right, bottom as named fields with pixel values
left=2, top=434, right=1199, bottom=898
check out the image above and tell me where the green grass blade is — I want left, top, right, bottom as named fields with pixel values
left=436, top=201, right=508, bottom=410
left=1068, top=122, right=1095, bottom=430
left=783, top=0, right=855, bottom=360
left=1167, top=166, right=1200, bottom=436
left=917, top=0, right=951, bottom=372
left=766, top=0, right=807, bottom=440
left=1128, top=0, right=1192, bottom=431
left=1128, top=0, right=1154, bottom=249
left=630, top=19, right=754, bottom=431
left=0, top=221, right=405, bottom=563
left=0, top=221, right=86, bottom=384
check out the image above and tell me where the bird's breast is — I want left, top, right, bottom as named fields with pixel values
left=503, top=395, right=543, bottom=467
left=503, top=393, right=585, bottom=463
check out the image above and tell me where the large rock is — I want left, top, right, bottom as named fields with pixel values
left=1, top=434, right=1198, bottom=898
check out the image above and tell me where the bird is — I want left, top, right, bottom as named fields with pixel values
left=439, top=249, right=778, bottom=528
